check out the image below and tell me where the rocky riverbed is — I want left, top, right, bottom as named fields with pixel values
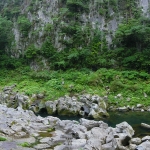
left=1, top=85, right=150, bottom=122
left=0, top=104, right=150, bottom=150
left=0, top=85, right=150, bottom=149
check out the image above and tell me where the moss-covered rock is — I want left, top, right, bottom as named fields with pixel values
left=45, top=100, right=58, bottom=115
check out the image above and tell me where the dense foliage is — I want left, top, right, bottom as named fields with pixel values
left=108, top=18, right=150, bottom=71
left=0, top=16, right=12, bottom=50
left=0, top=0, right=149, bottom=107
left=0, top=0, right=149, bottom=72
left=0, top=16, right=18, bottom=69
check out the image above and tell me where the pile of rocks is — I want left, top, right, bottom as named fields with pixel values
left=0, top=84, right=30, bottom=109
left=108, top=93, right=150, bottom=112
left=45, top=94, right=109, bottom=119
left=0, top=85, right=109, bottom=119
left=0, top=104, right=150, bottom=150
left=108, top=104, right=150, bottom=112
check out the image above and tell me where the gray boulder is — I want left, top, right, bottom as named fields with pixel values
left=85, top=138, right=102, bottom=150
left=113, top=122, right=135, bottom=149
left=136, top=140, right=150, bottom=150
left=88, top=103, right=109, bottom=119
left=118, top=106, right=128, bottom=112
left=137, top=104, right=143, bottom=108
left=57, top=96, right=83, bottom=116
left=130, top=137, right=141, bottom=145
left=142, top=136, right=150, bottom=142
left=102, top=142, right=116, bottom=150
left=114, top=121, right=134, bottom=138
left=129, top=144, right=137, bottom=150
left=45, top=100, right=58, bottom=115
left=79, top=118, right=99, bottom=129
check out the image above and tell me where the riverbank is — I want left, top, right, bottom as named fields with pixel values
left=1, top=84, right=150, bottom=121
left=0, top=104, right=150, bottom=150
left=0, top=68, right=149, bottom=107
left=0, top=68, right=150, bottom=149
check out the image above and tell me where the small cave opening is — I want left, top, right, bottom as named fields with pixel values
left=81, top=106, right=84, bottom=111
left=80, top=106, right=89, bottom=117
left=121, top=136, right=131, bottom=146
left=102, top=115, right=107, bottom=118
left=84, top=112, right=89, bottom=117
left=38, top=108, right=48, bottom=117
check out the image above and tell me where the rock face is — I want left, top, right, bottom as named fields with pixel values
left=45, top=94, right=109, bottom=119
left=57, top=96, right=83, bottom=116
left=0, top=85, right=30, bottom=109
left=0, top=104, right=149, bottom=150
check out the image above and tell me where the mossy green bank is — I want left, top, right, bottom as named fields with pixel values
left=0, top=67, right=149, bottom=107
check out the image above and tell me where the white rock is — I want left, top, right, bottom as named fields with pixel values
left=141, top=123, right=150, bottom=129
left=40, top=137, right=51, bottom=143
left=130, top=137, right=141, bottom=145
left=137, top=104, right=143, bottom=108
left=34, top=144, right=50, bottom=149
left=142, top=136, right=150, bottom=142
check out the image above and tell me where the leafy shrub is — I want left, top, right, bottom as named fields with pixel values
left=99, top=8, right=107, bottom=16
left=110, top=81, right=125, bottom=92
left=30, top=70, right=51, bottom=80
left=0, top=55, right=25, bottom=69
left=40, top=38, right=57, bottom=58
left=46, top=79, right=63, bottom=90
left=20, top=142, right=30, bottom=147
left=25, top=44, right=39, bottom=59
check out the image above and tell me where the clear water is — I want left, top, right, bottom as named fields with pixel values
left=39, top=110, right=150, bottom=137
left=104, top=112, right=150, bottom=137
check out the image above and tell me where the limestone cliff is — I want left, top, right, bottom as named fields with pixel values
left=0, top=0, right=149, bottom=69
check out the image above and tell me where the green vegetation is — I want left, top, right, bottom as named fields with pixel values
left=47, top=127, right=55, bottom=132
left=0, top=0, right=149, bottom=109
left=20, top=142, right=31, bottom=147
left=0, top=16, right=12, bottom=50
left=19, top=141, right=37, bottom=148
left=0, top=0, right=21, bottom=19
left=17, top=16, right=31, bottom=37
left=0, top=67, right=149, bottom=107
left=0, top=136, right=7, bottom=141
left=25, top=44, right=39, bottom=59
left=108, top=18, right=150, bottom=71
